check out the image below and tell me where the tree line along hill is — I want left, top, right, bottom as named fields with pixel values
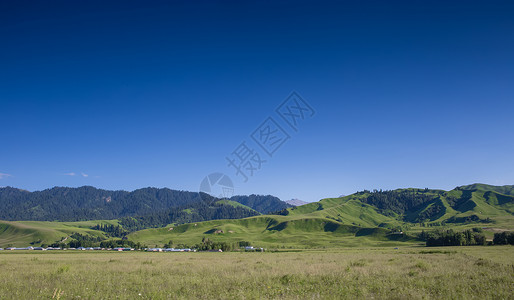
left=0, top=186, right=291, bottom=229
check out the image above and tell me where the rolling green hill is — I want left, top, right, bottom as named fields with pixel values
left=1, top=184, right=513, bottom=248
left=0, top=220, right=118, bottom=247
left=127, top=184, right=514, bottom=248
left=458, top=183, right=514, bottom=196
left=127, top=215, right=412, bottom=248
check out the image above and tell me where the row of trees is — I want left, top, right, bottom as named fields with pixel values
left=419, top=229, right=514, bottom=246
left=358, top=189, right=440, bottom=217
left=99, top=239, right=142, bottom=249
left=419, top=228, right=486, bottom=246
left=417, top=215, right=492, bottom=228
left=193, top=237, right=235, bottom=252
left=446, top=215, right=491, bottom=224
left=190, top=238, right=254, bottom=252
left=49, top=233, right=145, bottom=249
left=49, top=233, right=104, bottom=248
left=91, top=224, right=128, bottom=237
left=119, top=199, right=259, bottom=231
left=493, top=231, right=514, bottom=245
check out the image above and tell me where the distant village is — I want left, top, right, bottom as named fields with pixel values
left=0, top=246, right=264, bottom=252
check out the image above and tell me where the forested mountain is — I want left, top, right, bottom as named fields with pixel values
left=0, top=186, right=199, bottom=221
left=119, top=197, right=260, bottom=231
left=0, top=186, right=285, bottom=222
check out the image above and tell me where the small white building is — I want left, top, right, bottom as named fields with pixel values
left=147, top=248, right=163, bottom=252
left=14, top=247, right=34, bottom=250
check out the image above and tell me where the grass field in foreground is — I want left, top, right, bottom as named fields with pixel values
left=0, top=246, right=513, bottom=299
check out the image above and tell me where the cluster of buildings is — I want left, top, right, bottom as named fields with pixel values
left=1, top=246, right=262, bottom=252
left=146, top=248, right=194, bottom=252
left=0, top=246, right=135, bottom=251
left=0, top=247, right=199, bottom=252
left=1, top=247, right=58, bottom=251
left=244, top=246, right=264, bottom=252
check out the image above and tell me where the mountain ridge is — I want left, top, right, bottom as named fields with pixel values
left=285, top=199, right=309, bottom=206
left=0, top=186, right=289, bottom=222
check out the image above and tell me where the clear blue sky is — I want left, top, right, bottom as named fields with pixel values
left=1, top=1, right=513, bottom=202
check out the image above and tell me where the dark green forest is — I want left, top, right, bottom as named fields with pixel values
left=118, top=194, right=261, bottom=231
left=0, top=186, right=290, bottom=222
left=419, top=228, right=486, bottom=246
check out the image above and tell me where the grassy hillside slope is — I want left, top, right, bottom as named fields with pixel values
left=128, top=215, right=412, bottom=248
left=0, top=220, right=118, bottom=247
left=128, top=185, right=514, bottom=248
left=214, top=200, right=259, bottom=213
left=458, top=183, right=514, bottom=196
left=127, top=195, right=414, bottom=248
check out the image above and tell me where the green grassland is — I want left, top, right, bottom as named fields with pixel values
left=0, top=247, right=512, bottom=299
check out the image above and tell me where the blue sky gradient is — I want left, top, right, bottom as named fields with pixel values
left=1, top=1, right=513, bottom=202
